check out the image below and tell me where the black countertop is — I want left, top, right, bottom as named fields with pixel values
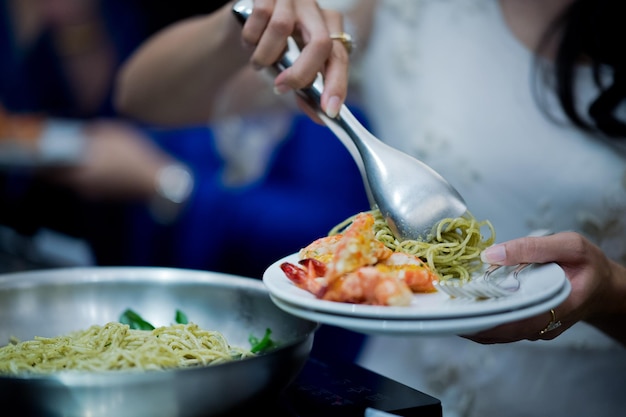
left=222, top=356, right=442, bottom=417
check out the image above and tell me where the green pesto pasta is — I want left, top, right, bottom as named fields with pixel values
left=0, top=322, right=255, bottom=375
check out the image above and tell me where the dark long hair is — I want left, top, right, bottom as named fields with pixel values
left=536, top=0, right=626, bottom=138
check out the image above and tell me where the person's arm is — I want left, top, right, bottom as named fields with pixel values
left=114, top=0, right=351, bottom=126
left=466, top=232, right=626, bottom=347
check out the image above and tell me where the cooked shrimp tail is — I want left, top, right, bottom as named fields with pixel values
left=280, top=259, right=328, bottom=297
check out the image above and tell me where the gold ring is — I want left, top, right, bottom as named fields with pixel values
left=539, top=309, right=562, bottom=335
left=330, top=32, right=353, bottom=55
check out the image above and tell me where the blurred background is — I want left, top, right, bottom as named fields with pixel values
left=0, top=0, right=369, bottom=362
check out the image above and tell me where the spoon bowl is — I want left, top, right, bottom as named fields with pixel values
left=324, top=107, right=467, bottom=240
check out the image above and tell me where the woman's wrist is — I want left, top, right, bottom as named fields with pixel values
left=585, top=260, right=626, bottom=346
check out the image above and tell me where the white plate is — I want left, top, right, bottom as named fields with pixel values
left=269, top=280, right=571, bottom=336
left=263, top=253, right=566, bottom=319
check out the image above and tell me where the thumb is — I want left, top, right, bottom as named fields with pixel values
left=481, top=232, right=574, bottom=266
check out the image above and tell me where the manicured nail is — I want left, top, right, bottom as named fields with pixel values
left=325, top=96, right=341, bottom=118
left=273, top=84, right=290, bottom=95
left=481, top=244, right=506, bottom=263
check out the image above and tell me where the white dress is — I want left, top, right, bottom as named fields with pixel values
left=353, top=1, right=626, bottom=416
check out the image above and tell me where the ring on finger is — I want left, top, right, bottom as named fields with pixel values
left=330, top=32, right=353, bottom=55
left=539, top=308, right=562, bottom=335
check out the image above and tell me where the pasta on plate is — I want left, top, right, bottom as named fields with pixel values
left=347, top=209, right=496, bottom=281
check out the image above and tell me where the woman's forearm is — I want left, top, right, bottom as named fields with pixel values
left=115, top=4, right=248, bottom=126
left=116, top=0, right=357, bottom=126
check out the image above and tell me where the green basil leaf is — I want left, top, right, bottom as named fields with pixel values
left=119, top=308, right=155, bottom=330
left=249, top=328, right=275, bottom=353
left=175, top=309, right=188, bottom=324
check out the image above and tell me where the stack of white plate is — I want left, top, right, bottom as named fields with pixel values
left=263, top=253, right=571, bottom=336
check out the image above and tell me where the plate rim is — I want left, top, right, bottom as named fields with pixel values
left=269, top=280, right=571, bottom=336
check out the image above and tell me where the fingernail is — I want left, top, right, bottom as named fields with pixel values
left=481, top=244, right=506, bottom=263
left=273, top=84, right=290, bottom=95
left=325, top=96, right=341, bottom=118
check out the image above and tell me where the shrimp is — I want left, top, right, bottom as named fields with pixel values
left=299, top=234, right=343, bottom=264
left=323, top=266, right=413, bottom=306
left=281, top=212, right=432, bottom=306
left=379, top=252, right=438, bottom=293
left=299, top=213, right=392, bottom=277
left=281, top=259, right=413, bottom=306
left=323, top=212, right=392, bottom=280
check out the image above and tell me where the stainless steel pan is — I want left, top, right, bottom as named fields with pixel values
left=0, top=267, right=318, bottom=417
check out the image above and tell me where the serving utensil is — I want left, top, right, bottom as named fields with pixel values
left=232, top=0, right=467, bottom=240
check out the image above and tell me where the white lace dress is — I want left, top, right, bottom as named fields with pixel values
left=354, top=1, right=626, bottom=416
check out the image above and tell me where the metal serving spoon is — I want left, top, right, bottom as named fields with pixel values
left=232, top=0, right=467, bottom=240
